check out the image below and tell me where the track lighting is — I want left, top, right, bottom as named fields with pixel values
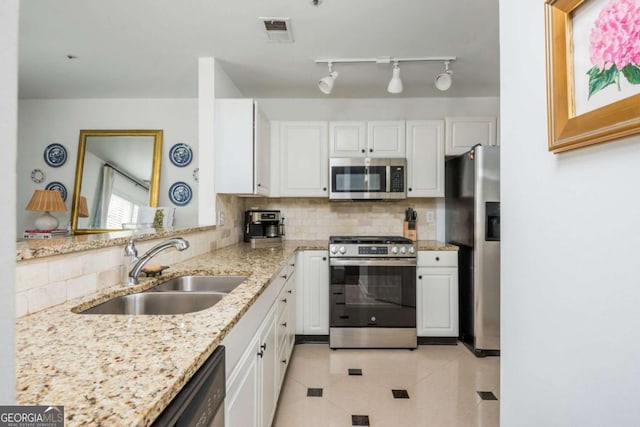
left=387, top=62, right=403, bottom=94
left=434, top=60, right=453, bottom=91
left=315, top=56, right=456, bottom=94
left=318, top=62, right=338, bottom=95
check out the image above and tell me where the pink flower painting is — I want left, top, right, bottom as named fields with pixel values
left=588, top=0, right=640, bottom=97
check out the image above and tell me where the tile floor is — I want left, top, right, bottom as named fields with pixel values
left=273, top=343, right=499, bottom=427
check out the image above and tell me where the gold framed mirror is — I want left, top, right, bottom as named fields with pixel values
left=70, top=130, right=163, bottom=234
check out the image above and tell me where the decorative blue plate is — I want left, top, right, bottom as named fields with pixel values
left=168, top=181, right=192, bottom=206
left=169, top=143, right=193, bottom=167
left=44, top=143, right=67, bottom=167
left=45, top=181, right=68, bottom=202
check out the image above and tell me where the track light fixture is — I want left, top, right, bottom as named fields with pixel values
left=387, top=61, right=403, bottom=94
left=434, top=60, right=453, bottom=91
left=318, top=62, right=338, bottom=95
left=315, top=56, right=456, bottom=94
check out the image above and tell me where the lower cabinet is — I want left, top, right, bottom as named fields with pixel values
left=224, top=255, right=296, bottom=427
left=417, top=251, right=459, bottom=337
left=299, top=250, right=329, bottom=335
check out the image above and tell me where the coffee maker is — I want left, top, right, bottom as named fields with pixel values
left=244, top=210, right=284, bottom=248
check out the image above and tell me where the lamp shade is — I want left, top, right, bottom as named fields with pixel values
left=387, top=64, right=403, bottom=94
left=434, top=72, right=452, bottom=91
left=26, top=190, right=67, bottom=213
left=318, top=71, right=338, bottom=94
left=26, top=190, right=67, bottom=230
left=78, top=196, right=89, bottom=218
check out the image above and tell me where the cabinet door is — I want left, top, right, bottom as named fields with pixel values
left=367, top=121, right=406, bottom=157
left=226, top=336, right=260, bottom=427
left=302, top=251, right=329, bottom=335
left=255, top=105, right=271, bottom=195
left=417, top=267, right=459, bottom=337
left=406, top=120, right=444, bottom=198
left=329, top=121, right=366, bottom=157
left=445, top=116, right=497, bottom=156
left=279, top=122, right=329, bottom=197
left=259, top=308, right=277, bottom=427
left=215, top=98, right=255, bottom=194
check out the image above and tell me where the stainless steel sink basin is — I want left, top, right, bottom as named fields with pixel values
left=78, top=292, right=226, bottom=315
left=147, top=275, right=248, bottom=293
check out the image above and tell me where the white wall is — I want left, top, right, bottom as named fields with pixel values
left=500, top=1, right=640, bottom=426
left=0, top=0, right=18, bottom=404
left=17, top=99, right=199, bottom=236
left=258, top=97, right=499, bottom=121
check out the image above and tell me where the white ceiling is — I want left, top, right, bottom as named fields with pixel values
left=18, top=0, right=500, bottom=99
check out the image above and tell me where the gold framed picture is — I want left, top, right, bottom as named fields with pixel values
left=545, top=0, right=640, bottom=153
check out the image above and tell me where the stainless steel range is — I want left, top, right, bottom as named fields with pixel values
left=329, top=236, right=417, bottom=349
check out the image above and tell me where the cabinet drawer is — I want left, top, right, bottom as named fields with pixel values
left=276, top=303, right=290, bottom=348
left=417, top=251, right=458, bottom=267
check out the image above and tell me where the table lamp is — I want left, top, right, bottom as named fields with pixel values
left=26, top=189, right=67, bottom=230
left=78, top=196, right=89, bottom=218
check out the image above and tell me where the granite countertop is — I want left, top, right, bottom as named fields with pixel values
left=15, top=238, right=452, bottom=426
left=16, top=226, right=215, bottom=261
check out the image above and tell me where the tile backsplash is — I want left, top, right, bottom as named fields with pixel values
left=244, top=198, right=439, bottom=240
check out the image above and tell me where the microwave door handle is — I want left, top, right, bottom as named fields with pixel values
left=386, top=165, right=391, bottom=192
left=364, top=166, right=369, bottom=191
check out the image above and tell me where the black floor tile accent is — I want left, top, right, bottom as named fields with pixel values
left=392, top=389, right=410, bottom=399
left=351, top=415, right=370, bottom=426
left=477, top=391, right=498, bottom=400
left=348, top=368, right=363, bottom=376
left=307, top=387, right=323, bottom=397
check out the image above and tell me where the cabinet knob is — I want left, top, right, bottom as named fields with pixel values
left=323, top=187, right=327, bottom=191
left=281, top=322, right=287, bottom=327
left=290, top=263, right=295, bottom=267
left=287, top=289, right=292, bottom=294
left=369, top=148, right=373, bottom=152
left=281, top=298, right=287, bottom=303
left=257, top=183, right=261, bottom=187
left=408, top=187, right=412, bottom=192
left=361, top=149, right=365, bottom=153
left=435, top=257, right=440, bottom=261
left=418, top=275, right=422, bottom=279
left=322, top=257, right=327, bottom=261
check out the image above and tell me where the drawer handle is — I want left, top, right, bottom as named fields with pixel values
left=281, top=359, right=287, bottom=364
left=281, top=274, right=288, bottom=279
left=281, top=322, right=287, bottom=327
left=258, top=350, right=264, bottom=358
left=290, top=263, right=295, bottom=267
left=260, top=343, right=267, bottom=351
left=281, top=298, right=287, bottom=303
left=287, top=289, right=292, bottom=294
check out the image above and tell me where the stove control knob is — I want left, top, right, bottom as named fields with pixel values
left=400, top=246, right=406, bottom=254
left=330, top=245, right=338, bottom=254
left=339, top=246, right=347, bottom=254
left=408, top=246, right=415, bottom=254
left=391, top=246, right=398, bottom=254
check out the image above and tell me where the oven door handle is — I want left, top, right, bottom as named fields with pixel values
left=329, top=258, right=417, bottom=267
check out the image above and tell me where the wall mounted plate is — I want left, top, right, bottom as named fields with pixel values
left=168, top=181, right=192, bottom=206
left=31, top=168, right=45, bottom=183
left=44, top=143, right=67, bottom=167
left=169, top=143, right=193, bottom=167
left=45, top=181, right=68, bottom=202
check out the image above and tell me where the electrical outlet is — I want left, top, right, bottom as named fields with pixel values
left=426, top=210, right=435, bottom=223
left=218, top=211, right=225, bottom=226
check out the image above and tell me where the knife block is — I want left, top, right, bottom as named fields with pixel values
left=403, top=221, right=417, bottom=242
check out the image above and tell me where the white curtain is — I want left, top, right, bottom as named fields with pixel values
left=90, top=165, right=115, bottom=228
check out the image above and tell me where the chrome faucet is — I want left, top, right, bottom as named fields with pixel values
left=127, top=237, right=190, bottom=285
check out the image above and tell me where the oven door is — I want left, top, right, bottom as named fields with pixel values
left=329, top=258, right=416, bottom=328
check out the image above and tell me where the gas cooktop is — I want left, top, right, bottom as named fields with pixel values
left=329, top=236, right=413, bottom=245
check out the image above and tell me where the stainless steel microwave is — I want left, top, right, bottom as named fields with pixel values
left=329, top=157, right=406, bottom=200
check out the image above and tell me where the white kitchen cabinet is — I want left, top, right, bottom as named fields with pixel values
left=277, top=121, right=329, bottom=197
left=300, top=250, right=330, bottom=335
left=406, top=120, right=445, bottom=198
left=215, top=99, right=270, bottom=195
left=223, top=255, right=296, bottom=427
left=445, top=116, right=497, bottom=156
left=329, top=121, right=406, bottom=158
left=417, top=251, right=459, bottom=337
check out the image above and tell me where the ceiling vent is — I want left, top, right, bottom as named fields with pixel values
left=259, top=17, right=294, bottom=42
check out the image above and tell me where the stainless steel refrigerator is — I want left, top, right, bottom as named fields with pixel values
left=445, top=145, right=500, bottom=357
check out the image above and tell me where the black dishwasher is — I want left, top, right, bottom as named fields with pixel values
left=153, top=346, right=225, bottom=427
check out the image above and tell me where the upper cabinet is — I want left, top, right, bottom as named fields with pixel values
left=215, top=99, right=270, bottom=195
left=275, top=121, right=329, bottom=197
left=444, top=116, right=497, bottom=156
left=406, top=120, right=444, bottom=198
left=329, top=121, right=406, bottom=158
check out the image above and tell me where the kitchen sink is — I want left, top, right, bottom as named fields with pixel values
left=147, top=275, right=248, bottom=293
left=78, top=292, right=226, bottom=315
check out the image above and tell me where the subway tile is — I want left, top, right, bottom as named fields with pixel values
left=16, top=261, right=49, bottom=292
left=26, top=281, right=66, bottom=313
left=49, top=255, right=84, bottom=282
left=97, top=266, right=124, bottom=290
left=67, top=273, right=98, bottom=300
left=15, top=292, right=28, bottom=318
